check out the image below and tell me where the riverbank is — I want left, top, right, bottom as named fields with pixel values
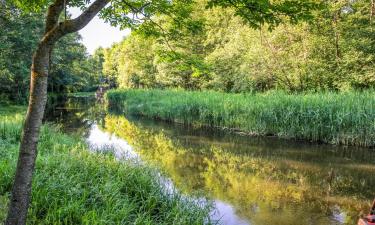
left=0, top=106, right=210, bottom=224
left=107, top=89, right=375, bottom=147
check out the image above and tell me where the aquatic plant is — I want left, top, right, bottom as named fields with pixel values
left=107, top=89, right=375, bottom=147
left=0, top=106, right=211, bottom=224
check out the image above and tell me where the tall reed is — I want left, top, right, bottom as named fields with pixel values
left=107, top=89, right=375, bottom=147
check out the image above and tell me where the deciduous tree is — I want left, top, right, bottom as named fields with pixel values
left=5, top=0, right=317, bottom=224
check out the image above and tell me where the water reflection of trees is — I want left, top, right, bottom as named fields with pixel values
left=45, top=97, right=106, bottom=136
left=105, top=115, right=375, bottom=225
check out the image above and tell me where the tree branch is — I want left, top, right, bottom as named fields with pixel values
left=122, top=1, right=175, bottom=52
left=61, top=0, right=110, bottom=34
left=39, top=0, right=110, bottom=49
left=45, top=0, right=67, bottom=33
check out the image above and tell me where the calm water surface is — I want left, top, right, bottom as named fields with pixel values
left=45, top=96, right=375, bottom=225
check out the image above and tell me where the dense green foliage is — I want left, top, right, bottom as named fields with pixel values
left=0, top=0, right=326, bottom=103
left=107, top=89, right=375, bottom=147
left=0, top=106, right=211, bottom=224
left=102, top=0, right=375, bottom=92
left=0, top=2, right=103, bottom=103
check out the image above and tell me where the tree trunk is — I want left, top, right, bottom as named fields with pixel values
left=5, top=43, right=50, bottom=225
left=5, top=1, right=110, bottom=224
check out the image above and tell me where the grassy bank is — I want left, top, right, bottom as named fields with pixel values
left=107, top=89, right=375, bottom=147
left=0, top=106, right=210, bottom=224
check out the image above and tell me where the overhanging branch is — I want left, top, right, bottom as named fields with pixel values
left=61, top=0, right=111, bottom=34
left=40, top=0, right=110, bottom=48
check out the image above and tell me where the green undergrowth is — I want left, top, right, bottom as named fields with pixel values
left=0, top=105, right=211, bottom=224
left=107, top=89, right=375, bottom=147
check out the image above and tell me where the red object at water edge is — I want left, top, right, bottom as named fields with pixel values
left=358, top=199, right=375, bottom=225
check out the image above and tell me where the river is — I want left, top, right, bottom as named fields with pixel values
left=45, top=96, right=375, bottom=225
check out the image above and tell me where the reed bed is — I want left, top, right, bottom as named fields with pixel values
left=107, top=89, right=375, bottom=147
left=0, top=106, right=210, bottom=224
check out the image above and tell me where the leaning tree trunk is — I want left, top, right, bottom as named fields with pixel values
left=5, top=0, right=110, bottom=224
left=5, top=42, right=51, bottom=225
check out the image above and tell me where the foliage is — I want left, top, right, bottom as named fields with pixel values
left=107, top=89, right=375, bottom=147
left=50, top=34, right=100, bottom=93
left=0, top=3, right=43, bottom=102
left=0, top=1, right=101, bottom=102
left=0, top=106, right=211, bottom=224
left=101, top=0, right=375, bottom=92
left=1, top=0, right=323, bottom=101
left=206, top=0, right=320, bottom=29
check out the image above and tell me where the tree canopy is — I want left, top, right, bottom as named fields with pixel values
left=99, top=0, right=375, bottom=92
left=0, top=1, right=101, bottom=102
left=0, top=0, right=322, bottom=101
left=10, top=0, right=319, bottom=29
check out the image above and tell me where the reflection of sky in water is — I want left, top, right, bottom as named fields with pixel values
left=85, top=124, right=252, bottom=225
left=86, top=124, right=139, bottom=161
left=212, top=201, right=251, bottom=225
left=332, top=205, right=346, bottom=224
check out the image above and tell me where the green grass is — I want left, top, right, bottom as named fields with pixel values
left=107, top=89, right=375, bottom=147
left=0, top=106, right=211, bottom=224
left=0, top=105, right=24, bottom=143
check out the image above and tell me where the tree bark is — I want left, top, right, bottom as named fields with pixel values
left=5, top=0, right=110, bottom=224
left=5, top=42, right=51, bottom=225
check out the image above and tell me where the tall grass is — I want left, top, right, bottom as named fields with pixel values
left=107, top=89, right=375, bottom=147
left=0, top=106, right=24, bottom=143
left=0, top=106, right=211, bottom=224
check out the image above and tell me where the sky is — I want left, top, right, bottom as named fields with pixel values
left=69, top=7, right=131, bottom=54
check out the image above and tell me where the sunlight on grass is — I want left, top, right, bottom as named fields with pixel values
left=107, top=89, right=375, bottom=147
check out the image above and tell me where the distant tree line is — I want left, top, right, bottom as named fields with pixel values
left=102, top=0, right=375, bottom=92
left=1, top=0, right=374, bottom=103
left=0, top=1, right=104, bottom=103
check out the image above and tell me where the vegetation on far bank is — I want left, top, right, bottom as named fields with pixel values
left=0, top=106, right=211, bottom=224
left=107, top=89, right=375, bottom=147
left=103, top=0, right=375, bottom=92
left=2, top=0, right=375, bottom=105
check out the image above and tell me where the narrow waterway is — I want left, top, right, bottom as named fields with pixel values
left=45, top=96, right=375, bottom=225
